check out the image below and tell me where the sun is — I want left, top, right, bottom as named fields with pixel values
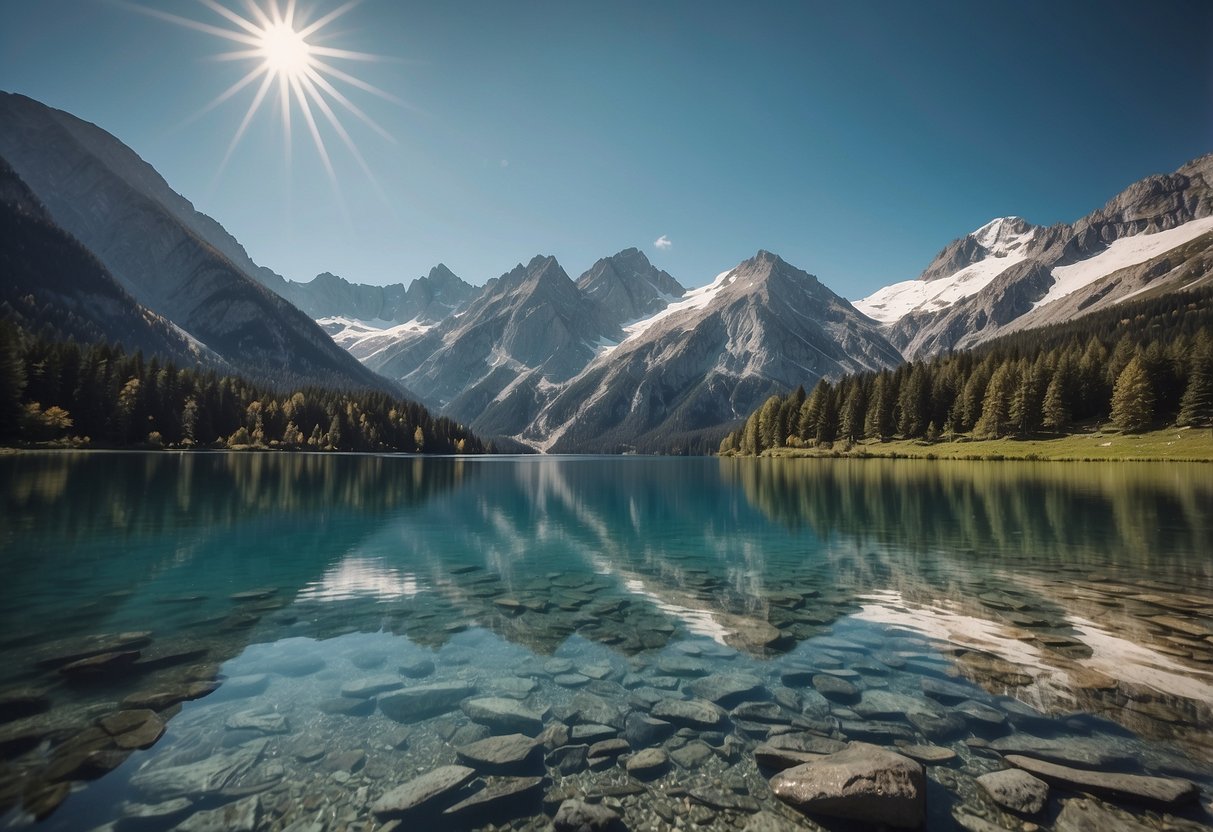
left=259, top=21, right=312, bottom=76
left=123, top=0, right=398, bottom=199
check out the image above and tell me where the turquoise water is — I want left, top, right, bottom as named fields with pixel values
left=1, top=452, right=1211, bottom=830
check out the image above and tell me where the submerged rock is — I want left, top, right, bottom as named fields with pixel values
left=371, top=764, right=476, bottom=819
left=989, top=735, right=1134, bottom=768
left=976, top=767, right=1049, bottom=814
left=811, top=674, right=858, bottom=703
left=769, top=742, right=925, bottom=829
left=689, top=673, right=767, bottom=707
left=455, top=733, right=542, bottom=774
left=442, top=776, right=543, bottom=820
left=1054, top=797, right=1155, bottom=832
left=626, top=747, right=669, bottom=779
left=340, top=675, right=403, bottom=698
left=224, top=710, right=289, bottom=735
left=174, top=794, right=260, bottom=832
left=379, top=681, right=476, bottom=723
left=1004, top=754, right=1198, bottom=808
left=461, top=697, right=546, bottom=736
left=553, top=798, right=621, bottom=831
left=650, top=698, right=726, bottom=730
left=130, top=740, right=266, bottom=801
left=398, top=658, right=436, bottom=679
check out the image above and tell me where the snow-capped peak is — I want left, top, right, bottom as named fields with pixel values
left=971, top=216, right=1035, bottom=256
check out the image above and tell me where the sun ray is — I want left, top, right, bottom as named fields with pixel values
left=116, top=2, right=261, bottom=46
left=195, top=0, right=263, bottom=37
left=302, top=65, right=394, bottom=142
left=308, top=45, right=387, bottom=62
left=298, top=0, right=361, bottom=38
left=309, top=58, right=401, bottom=104
left=289, top=74, right=337, bottom=186
left=209, top=48, right=268, bottom=62
left=219, top=69, right=276, bottom=173
left=130, top=0, right=399, bottom=202
left=239, top=0, right=273, bottom=28
left=177, top=64, right=268, bottom=129
left=299, top=72, right=388, bottom=203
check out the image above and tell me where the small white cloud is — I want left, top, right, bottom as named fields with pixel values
left=500, top=159, right=509, bottom=168
left=654, top=234, right=672, bottom=250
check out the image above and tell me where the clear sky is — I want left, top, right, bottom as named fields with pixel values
left=1, top=1, right=1210, bottom=297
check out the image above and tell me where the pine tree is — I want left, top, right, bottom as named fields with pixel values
left=1177, top=334, right=1213, bottom=427
left=1042, top=356, right=1074, bottom=431
left=974, top=362, right=1016, bottom=438
left=798, top=382, right=829, bottom=442
left=1111, top=355, right=1155, bottom=432
left=1009, top=357, right=1047, bottom=435
left=839, top=378, right=867, bottom=442
left=0, top=322, right=26, bottom=441
left=863, top=373, right=894, bottom=441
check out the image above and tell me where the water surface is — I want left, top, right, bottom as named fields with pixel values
left=1, top=453, right=1211, bottom=830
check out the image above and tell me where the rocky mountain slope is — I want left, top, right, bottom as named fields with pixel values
left=0, top=92, right=395, bottom=393
left=856, top=154, right=1213, bottom=357
left=528, top=251, right=903, bottom=453
left=284, top=264, right=478, bottom=326
left=0, top=155, right=210, bottom=366
left=345, top=248, right=901, bottom=451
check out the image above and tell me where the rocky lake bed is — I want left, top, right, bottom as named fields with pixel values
left=3, top=454, right=1212, bottom=831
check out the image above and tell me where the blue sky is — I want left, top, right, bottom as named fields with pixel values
left=1, top=1, right=1210, bottom=297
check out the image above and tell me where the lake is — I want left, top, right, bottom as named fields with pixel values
left=1, top=452, right=1211, bottom=831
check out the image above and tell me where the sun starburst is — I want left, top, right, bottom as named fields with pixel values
left=122, top=0, right=397, bottom=200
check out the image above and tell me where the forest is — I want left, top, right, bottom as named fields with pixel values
left=0, top=322, right=488, bottom=454
left=720, top=287, right=1213, bottom=456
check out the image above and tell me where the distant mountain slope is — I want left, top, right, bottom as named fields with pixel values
left=283, top=264, right=478, bottom=326
left=0, top=155, right=214, bottom=366
left=0, top=91, right=396, bottom=393
left=364, top=255, right=622, bottom=438
left=344, top=246, right=902, bottom=451
left=857, top=154, right=1213, bottom=357
left=527, top=251, right=903, bottom=452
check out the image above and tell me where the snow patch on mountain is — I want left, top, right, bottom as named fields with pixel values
left=972, top=216, right=1035, bottom=255
left=853, top=217, right=1036, bottom=325
left=619, top=268, right=737, bottom=343
left=854, top=252, right=1029, bottom=324
left=318, top=316, right=435, bottom=359
left=1034, top=216, right=1213, bottom=309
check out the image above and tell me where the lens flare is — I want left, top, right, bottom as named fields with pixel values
left=122, top=0, right=399, bottom=201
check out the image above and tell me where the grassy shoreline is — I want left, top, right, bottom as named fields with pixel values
left=725, top=426, right=1213, bottom=462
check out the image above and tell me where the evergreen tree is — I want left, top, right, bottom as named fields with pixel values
left=1177, top=333, right=1213, bottom=427
left=1042, top=355, right=1074, bottom=431
left=839, top=378, right=867, bottom=442
left=863, top=373, right=894, bottom=440
left=1009, top=356, right=1047, bottom=435
left=0, top=322, right=26, bottom=441
left=974, top=362, right=1016, bottom=437
left=1111, top=355, right=1155, bottom=432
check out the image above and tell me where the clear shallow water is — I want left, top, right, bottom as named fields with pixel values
left=1, top=452, right=1211, bottom=831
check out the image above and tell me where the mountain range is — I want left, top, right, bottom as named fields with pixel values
left=1, top=90, right=1209, bottom=452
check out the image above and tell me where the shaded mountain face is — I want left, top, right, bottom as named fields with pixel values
left=363, top=255, right=624, bottom=438
left=528, top=251, right=903, bottom=452
left=352, top=248, right=902, bottom=451
left=0, top=155, right=210, bottom=366
left=577, top=247, right=686, bottom=325
left=283, top=264, right=478, bottom=325
left=0, top=92, right=395, bottom=393
left=857, top=154, right=1213, bottom=357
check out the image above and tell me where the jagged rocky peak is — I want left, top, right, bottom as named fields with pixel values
left=1064, top=152, right=1213, bottom=261
left=577, top=247, right=685, bottom=323
left=919, top=216, right=1038, bottom=282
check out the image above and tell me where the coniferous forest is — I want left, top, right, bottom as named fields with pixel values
left=720, top=287, right=1213, bottom=456
left=0, top=321, right=488, bottom=453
